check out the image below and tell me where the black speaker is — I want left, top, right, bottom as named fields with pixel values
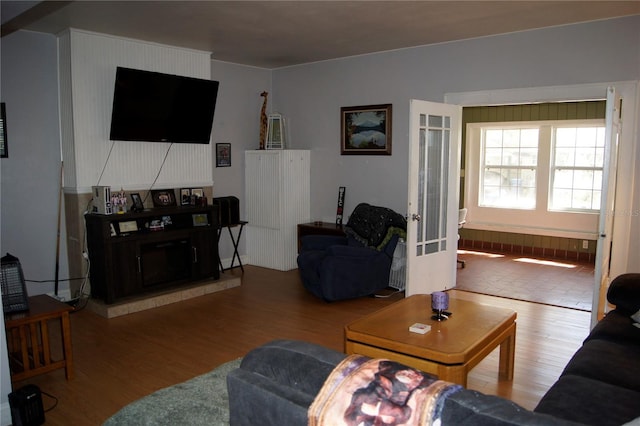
left=9, top=385, right=45, bottom=426
left=212, top=196, right=240, bottom=227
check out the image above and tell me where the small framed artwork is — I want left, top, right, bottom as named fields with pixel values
left=180, top=188, right=191, bottom=206
left=130, top=193, right=144, bottom=212
left=1, top=103, right=8, bottom=158
left=216, top=143, right=231, bottom=167
left=341, top=104, right=392, bottom=155
left=118, top=220, right=139, bottom=234
left=151, top=189, right=177, bottom=207
left=192, top=213, right=209, bottom=227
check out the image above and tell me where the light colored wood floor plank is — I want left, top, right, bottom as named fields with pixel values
left=11, top=266, right=591, bottom=424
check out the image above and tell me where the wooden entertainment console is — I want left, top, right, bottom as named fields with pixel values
left=85, top=205, right=219, bottom=304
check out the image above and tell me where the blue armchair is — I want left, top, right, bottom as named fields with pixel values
left=297, top=203, right=406, bottom=302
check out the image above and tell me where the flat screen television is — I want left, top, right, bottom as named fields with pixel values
left=109, top=67, right=219, bottom=144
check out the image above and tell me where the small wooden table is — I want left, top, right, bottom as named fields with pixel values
left=345, top=294, right=516, bottom=387
left=4, top=294, right=74, bottom=382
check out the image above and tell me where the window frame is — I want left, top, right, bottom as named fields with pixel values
left=478, top=126, right=540, bottom=210
left=549, top=124, right=605, bottom=213
left=465, top=119, right=603, bottom=239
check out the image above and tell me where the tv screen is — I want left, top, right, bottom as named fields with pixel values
left=109, top=67, right=219, bottom=144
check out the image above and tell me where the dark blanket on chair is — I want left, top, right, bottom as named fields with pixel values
left=346, top=203, right=407, bottom=249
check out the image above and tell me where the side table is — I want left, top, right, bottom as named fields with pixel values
left=218, top=221, right=248, bottom=272
left=297, top=221, right=346, bottom=253
left=4, top=294, right=74, bottom=382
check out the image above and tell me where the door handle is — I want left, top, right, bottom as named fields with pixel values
left=412, top=214, right=421, bottom=222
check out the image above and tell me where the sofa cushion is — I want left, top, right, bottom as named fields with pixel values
left=607, top=273, right=640, bottom=315
left=587, top=309, right=640, bottom=346
left=560, top=339, right=640, bottom=392
left=535, top=374, right=640, bottom=425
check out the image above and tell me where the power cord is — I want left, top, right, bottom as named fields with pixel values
left=142, top=142, right=174, bottom=204
left=41, top=389, right=59, bottom=413
left=95, top=140, right=117, bottom=187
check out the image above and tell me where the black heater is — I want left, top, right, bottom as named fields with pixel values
left=1, top=253, right=29, bottom=313
left=9, top=385, right=45, bottom=426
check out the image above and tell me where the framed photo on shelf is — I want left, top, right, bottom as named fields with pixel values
left=340, top=104, right=392, bottom=156
left=151, top=189, right=177, bottom=207
left=130, top=193, right=144, bottom=212
left=191, top=188, right=204, bottom=199
left=180, top=188, right=191, bottom=206
left=216, top=143, right=231, bottom=167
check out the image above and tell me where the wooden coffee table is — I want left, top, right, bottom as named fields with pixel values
left=344, top=294, right=516, bottom=387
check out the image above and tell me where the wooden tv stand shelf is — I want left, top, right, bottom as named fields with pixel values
left=85, top=205, right=219, bottom=304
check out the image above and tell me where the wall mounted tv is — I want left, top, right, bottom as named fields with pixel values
left=109, top=67, right=219, bottom=144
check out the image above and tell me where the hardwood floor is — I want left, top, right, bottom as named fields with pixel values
left=12, top=266, right=591, bottom=425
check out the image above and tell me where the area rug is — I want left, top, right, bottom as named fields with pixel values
left=103, top=358, right=242, bottom=426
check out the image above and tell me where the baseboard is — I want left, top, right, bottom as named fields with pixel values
left=219, top=255, right=248, bottom=270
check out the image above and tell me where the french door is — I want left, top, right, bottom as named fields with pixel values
left=592, top=87, right=621, bottom=327
left=406, top=100, right=462, bottom=295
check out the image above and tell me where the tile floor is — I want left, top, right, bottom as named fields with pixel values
left=455, top=249, right=595, bottom=311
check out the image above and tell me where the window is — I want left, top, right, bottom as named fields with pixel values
left=550, top=126, right=605, bottom=211
left=480, top=128, right=539, bottom=209
left=475, top=121, right=604, bottom=213
left=465, top=118, right=604, bottom=239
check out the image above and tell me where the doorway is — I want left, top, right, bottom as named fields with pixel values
left=445, top=81, right=638, bottom=319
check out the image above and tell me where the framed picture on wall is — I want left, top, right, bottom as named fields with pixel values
left=216, top=143, right=231, bottom=167
left=1, top=103, right=8, bottom=158
left=341, top=104, right=392, bottom=156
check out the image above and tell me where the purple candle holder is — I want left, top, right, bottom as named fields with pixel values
left=431, top=291, right=450, bottom=321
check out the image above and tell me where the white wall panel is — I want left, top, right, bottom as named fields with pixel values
left=245, top=150, right=310, bottom=270
left=58, top=33, right=76, bottom=188
left=60, top=30, right=214, bottom=193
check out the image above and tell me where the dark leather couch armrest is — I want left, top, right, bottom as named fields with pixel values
left=446, top=389, right=584, bottom=426
left=607, top=273, right=640, bottom=314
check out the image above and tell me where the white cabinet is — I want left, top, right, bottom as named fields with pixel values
left=245, top=150, right=310, bottom=270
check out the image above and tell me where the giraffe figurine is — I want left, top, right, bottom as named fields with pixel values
left=259, top=91, right=268, bottom=150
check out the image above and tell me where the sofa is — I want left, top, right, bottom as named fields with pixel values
left=227, top=273, right=640, bottom=425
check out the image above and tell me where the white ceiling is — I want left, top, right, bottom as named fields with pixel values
left=2, top=1, right=639, bottom=69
